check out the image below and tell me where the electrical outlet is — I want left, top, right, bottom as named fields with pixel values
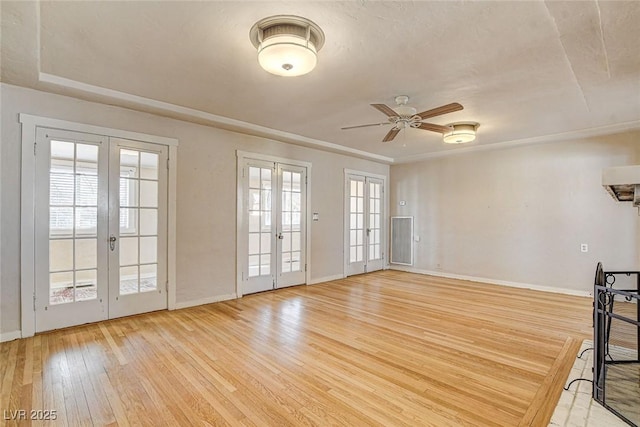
left=580, top=244, right=588, bottom=253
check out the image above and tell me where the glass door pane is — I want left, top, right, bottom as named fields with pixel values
left=118, top=148, right=159, bottom=295
left=49, top=140, right=99, bottom=304
left=280, top=170, right=303, bottom=274
left=368, top=181, right=382, bottom=261
left=349, top=178, right=365, bottom=264
left=248, top=166, right=272, bottom=278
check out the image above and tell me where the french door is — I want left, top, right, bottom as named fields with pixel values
left=241, top=160, right=307, bottom=294
left=34, top=128, right=168, bottom=332
left=108, top=138, right=168, bottom=319
left=345, top=173, right=385, bottom=276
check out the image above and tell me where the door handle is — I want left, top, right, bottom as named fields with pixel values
left=109, top=235, right=117, bottom=251
left=277, top=233, right=284, bottom=240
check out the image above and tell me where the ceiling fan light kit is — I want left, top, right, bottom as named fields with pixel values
left=443, top=122, right=479, bottom=144
left=249, top=15, right=325, bottom=77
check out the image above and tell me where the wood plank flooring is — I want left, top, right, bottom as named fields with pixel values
left=0, top=270, right=592, bottom=426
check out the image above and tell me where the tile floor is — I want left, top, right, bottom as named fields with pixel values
left=549, top=341, right=631, bottom=427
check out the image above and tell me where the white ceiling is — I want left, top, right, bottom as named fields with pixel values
left=2, top=1, right=639, bottom=163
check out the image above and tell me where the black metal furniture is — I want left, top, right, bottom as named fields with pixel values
left=593, top=262, right=640, bottom=427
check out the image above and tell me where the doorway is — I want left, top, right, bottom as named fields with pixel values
left=237, top=153, right=310, bottom=295
left=345, top=171, right=386, bottom=276
left=33, top=128, right=169, bottom=332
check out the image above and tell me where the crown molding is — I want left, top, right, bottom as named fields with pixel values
left=393, top=120, right=640, bottom=164
left=33, top=73, right=639, bottom=166
left=37, top=72, right=394, bottom=164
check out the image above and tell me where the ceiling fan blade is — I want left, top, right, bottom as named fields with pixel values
left=341, top=122, right=390, bottom=130
left=417, top=122, right=453, bottom=133
left=371, top=104, right=399, bottom=117
left=416, top=103, right=463, bottom=120
left=382, top=128, right=400, bottom=142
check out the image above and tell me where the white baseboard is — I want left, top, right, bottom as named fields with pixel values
left=309, top=274, right=345, bottom=285
left=389, top=265, right=591, bottom=297
left=0, top=330, right=22, bottom=343
left=174, top=293, right=238, bottom=310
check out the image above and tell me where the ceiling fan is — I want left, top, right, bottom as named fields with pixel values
left=341, top=96, right=463, bottom=142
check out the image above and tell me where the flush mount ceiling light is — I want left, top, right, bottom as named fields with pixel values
left=443, top=122, right=479, bottom=144
left=249, top=15, right=325, bottom=77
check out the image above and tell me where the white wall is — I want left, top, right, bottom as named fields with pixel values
left=390, top=133, right=640, bottom=293
left=0, top=83, right=389, bottom=335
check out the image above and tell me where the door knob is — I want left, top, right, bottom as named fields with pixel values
left=109, top=235, right=117, bottom=251
left=277, top=233, right=284, bottom=240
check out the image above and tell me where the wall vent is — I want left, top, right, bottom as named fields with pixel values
left=390, top=216, right=413, bottom=265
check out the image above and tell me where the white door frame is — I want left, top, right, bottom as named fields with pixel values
left=236, top=151, right=312, bottom=297
left=343, top=169, right=389, bottom=277
left=19, top=114, right=178, bottom=338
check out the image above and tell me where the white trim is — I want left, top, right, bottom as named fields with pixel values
left=19, top=113, right=178, bottom=146
left=0, top=331, right=22, bottom=343
left=19, top=114, right=179, bottom=337
left=389, top=265, right=592, bottom=297
left=393, top=120, right=640, bottom=164
left=20, top=117, right=37, bottom=338
left=236, top=151, right=312, bottom=169
left=236, top=151, right=313, bottom=297
left=309, top=274, right=345, bottom=285
left=37, top=74, right=392, bottom=163
left=343, top=173, right=353, bottom=277
left=167, top=145, right=178, bottom=310
left=305, top=166, right=313, bottom=290
left=343, top=169, right=387, bottom=181
left=235, top=157, right=245, bottom=298
left=174, top=293, right=238, bottom=310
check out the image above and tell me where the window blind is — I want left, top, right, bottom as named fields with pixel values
left=49, top=164, right=132, bottom=231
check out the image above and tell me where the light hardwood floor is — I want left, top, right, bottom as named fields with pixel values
left=1, top=271, right=592, bottom=426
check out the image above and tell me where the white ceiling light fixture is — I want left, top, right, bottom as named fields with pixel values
left=443, top=122, right=479, bottom=144
left=249, top=15, right=325, bottom=77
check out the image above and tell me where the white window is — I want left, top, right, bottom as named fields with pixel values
left=49, top=161, right=136, bottom=234
left=49, top=160, right=98, bottom=234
